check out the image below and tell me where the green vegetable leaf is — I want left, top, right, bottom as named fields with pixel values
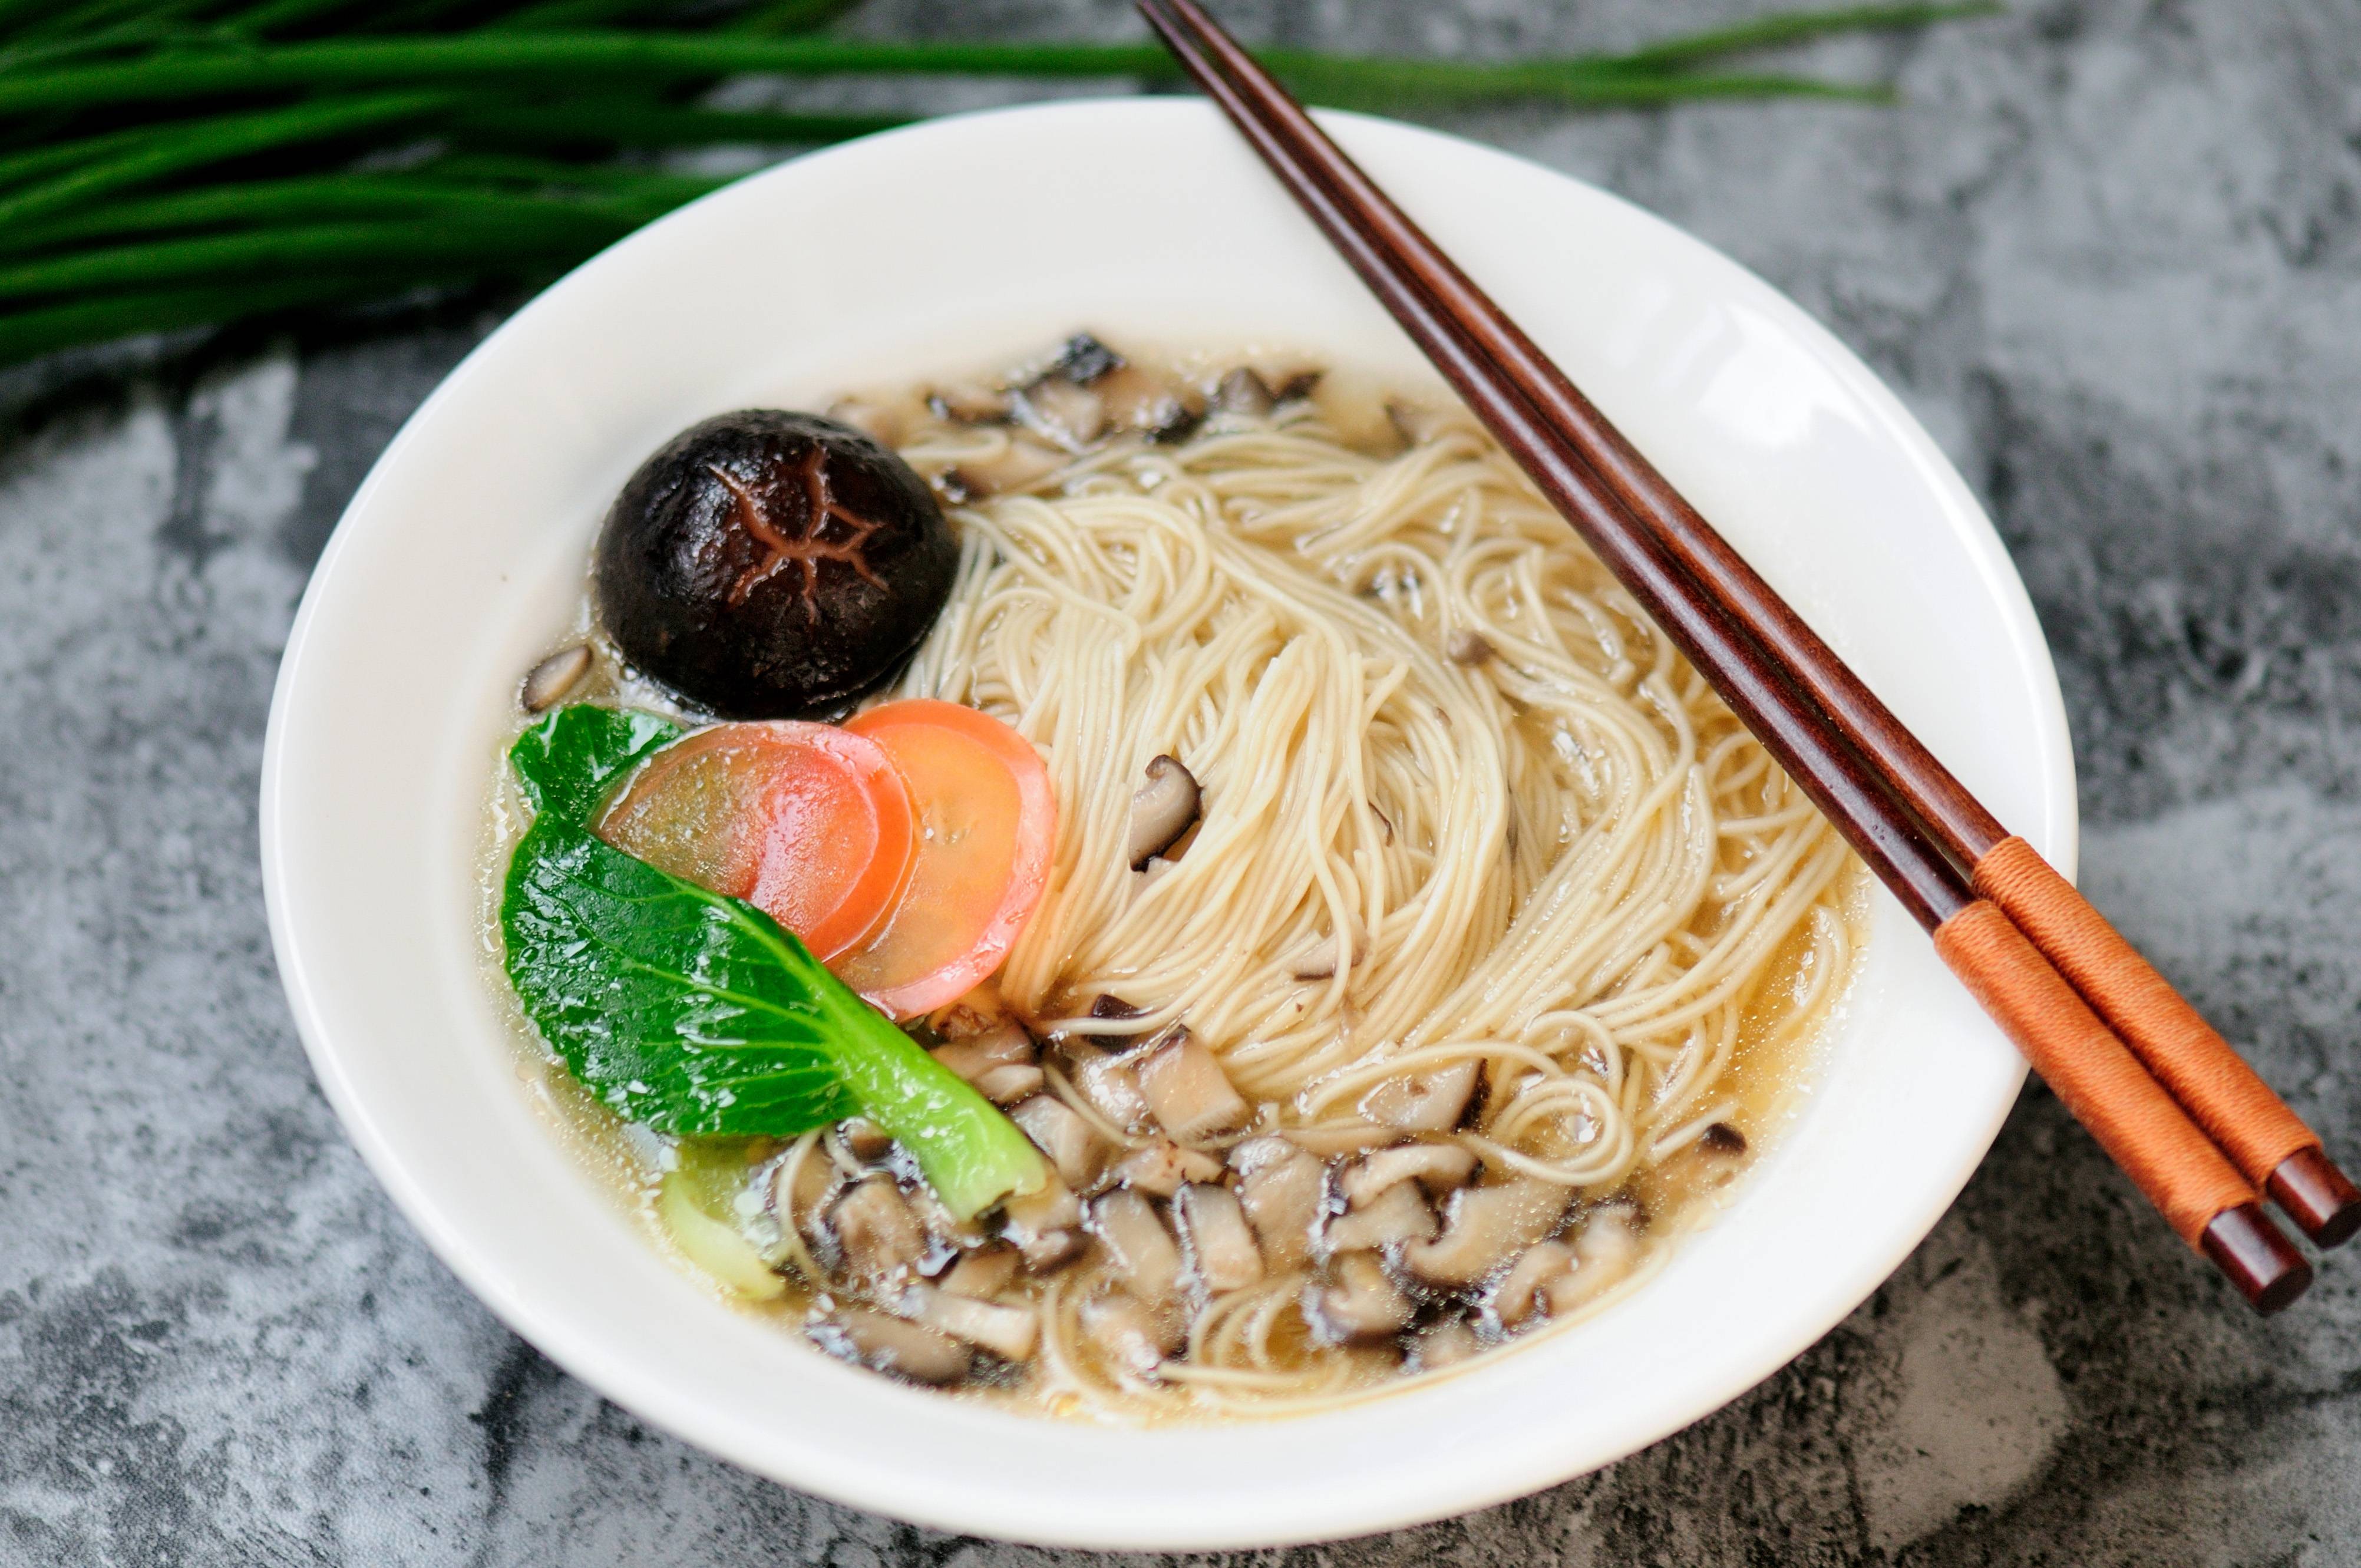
left=499, top=704, right=1045, bottom=1219
left=508, top=699, right=680, bottom=823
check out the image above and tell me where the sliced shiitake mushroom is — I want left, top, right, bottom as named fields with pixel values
left=520, top=643, right=591, bottom=714
left=940, top=438, right=1065, bottom=501
left=1337, top=1143, right=1478, bottom=1207
left=1493, top=1240, right=1576, bottom=1328
left=1213, top=367, right=1276, bottom=417
left=927, top=383, right=1012, bottom=424
left=1014, top=378, right=1107, bottom=450
left=1174, top=1183, right=1264, bottom=1293
left=1309, top=1252, right=1414, bottom=1343
left=1360, top=1061, right=1480, bottom=1133
left=1045, top=332, right=1124, bottom=385
left=939, top=1243, right=1021, bottom=1300
left=808, top=1306, right=969, bottom=1385
left=896, top=1283, right=1039, bottom=1362
left=999, top=1173, right=1084, bottom=1271
left=1109, top=1138, right=1224, bottom=1199
left=1087, top=1189, right=1183, bottom=1304
left=1011, top=1095, right=1110, bottom=1191
left=1324, top=1180, right=1436, bottom=1253
left=1127, top=754, right=1201, bottom=870
left=932, top=1022, right=1043, bottom=1106
left=1541, top=1206, right=1642, bottom=1316
left=1079, top=1290, right=1174, bottom=1376
left=1230, top=1135, right=1327, bottom=1272
left=1404, top=1179, right=1567, bottom=1289
left=828, top=1176, right=927, bottom=1283
left=1136, top=1030, right=1251, bottom=1144
left=1410, top=1318, right=1481, bottom=1370
left=1095, top=363, right=1203, bottom=443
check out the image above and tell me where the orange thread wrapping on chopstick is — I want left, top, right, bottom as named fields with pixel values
left=1972, top=836, right=2317, bottom=1185
left=1933, top=900, right=2256, bottom=1248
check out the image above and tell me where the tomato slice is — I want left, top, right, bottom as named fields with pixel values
left=597, top=721, right=917, bottom=961
left=836, top=699, right=1055, bottom=1018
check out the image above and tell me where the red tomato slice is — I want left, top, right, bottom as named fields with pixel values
left=597, top=721, right=917, bottom=961
left=835, top=699, right=1055, bottom=1018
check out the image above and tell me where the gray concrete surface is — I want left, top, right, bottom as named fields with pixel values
left=5, top=1, right=2360, bottom=1562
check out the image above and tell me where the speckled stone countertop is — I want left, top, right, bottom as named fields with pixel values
left=6, top=2, right=2361, bottom=1563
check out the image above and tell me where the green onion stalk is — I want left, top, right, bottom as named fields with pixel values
left=0, top=1, right=1997, bottom=371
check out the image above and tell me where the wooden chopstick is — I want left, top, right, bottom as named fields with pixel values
left=1138, top=0, right=2327, bottom=1310
left=1131, top=2, right=2361, bottom=1260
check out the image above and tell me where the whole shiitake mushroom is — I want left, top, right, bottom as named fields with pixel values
left=595, top=410, right=956, bottom=718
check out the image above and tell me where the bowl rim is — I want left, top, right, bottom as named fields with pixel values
left=262, top=96, right=2074, bottom=1549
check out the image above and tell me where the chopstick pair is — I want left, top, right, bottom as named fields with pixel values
left=1137, top=0, right=2361, bottom=1313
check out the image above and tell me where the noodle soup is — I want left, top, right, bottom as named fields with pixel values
left=486, top=336, right=1865, bottom=1420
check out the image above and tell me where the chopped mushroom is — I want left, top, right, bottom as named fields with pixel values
left=1230, top=1135, right=1328, bottom=1271
left=1015, top=378, right=1106, bottom=449
left=1046, top=332, right=1124, bottom=384
left=766, top=1142, right=838, bottom=1248
left=897, top=1283, right=1039, bottom=1362
left=941, top=438, right=1065, bottom=500
left=933, top=1022, right=1042, bottom=1107
left=1095, top=363, right=1203, bottom=442
left=1324, top=1180, right=1437, bottom=1254
left=1087, top=1189, right=1183, bottom=1303
left=1493, top=1240, right=1576, bottom=1328
left=1268, top=368, right=1320, bottom=401
left=929, top=983, right=1012, bottom=1039
left=810, top=1306, right=970, bottom=1385
left=1213, top=367, right=1276, bottom=416
left=999, top=1174, right=1084, bottom=1270
left=1175, top=1183, right=1264, bottom=1293
left=1089, top=993, right=1145, bottom=1022
left=1700, top=1121, right=1748, bottom=1155
left=1137, top=1031, right=1252, bottom=1144
left=1541, top=1207, right=1642, bottom=1316
left=1109, top=1138, right=1224, bottom=1199
left=1061, top=1041, right=1153, bottom=1134
left=973, top=1062, right=1046, bottom=1105
left=1338, top=1143, right=1478, bottom=1207
left=1360, top=1061, right=1480, bottom=1132
left=1280, top=1122, right=1402, bottom=1158
left=1411, top=1318, right=1481, bottom=1371
left=939, top=1243, right=1021, bottom=1300
left=520, top=644, right=591, bottom=714
left=1126, top=754, right=1202, bottom=870
left=1011, top=1095, right=1110, bottom=1191
left=1405, top=1179, right=1569, bottom=1289
left=1309, top=1252, right=1414, bottom=1343
left=1387, top=400, right=1453, bottom=445
left=927, top=382, right=1012, bottom=424
left=904, top=1180, right=986, bottom=1257
left=828, top=1177, right=928, bottom=1283
left=836, top=1118, right=894, bottom=1161
left=1079, top=1291, right=1172, bottom=1377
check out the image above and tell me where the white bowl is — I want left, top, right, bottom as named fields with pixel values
left=262, top=99, right=2073, bottom=1550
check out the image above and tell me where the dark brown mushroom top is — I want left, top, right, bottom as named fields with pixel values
left=595, top=409, right=956, bottom=718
